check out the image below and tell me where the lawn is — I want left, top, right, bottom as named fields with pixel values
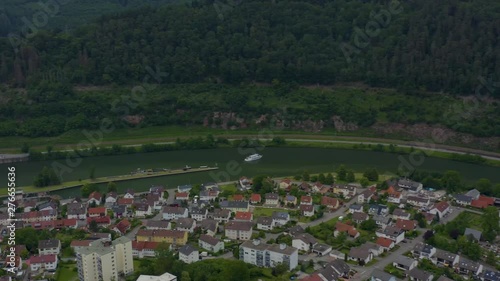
left=56, top=264, right=78, bottom=281
left=220, top=184, right=237, bottom=193
left=253, top=207, right=285, bottom=218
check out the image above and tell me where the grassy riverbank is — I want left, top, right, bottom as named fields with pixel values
left=1, top=167, right=217, bottom=197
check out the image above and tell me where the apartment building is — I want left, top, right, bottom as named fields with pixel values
left=38, top=239, right=61, bottom=255
left=136, top=229, right=188, bottom=245
left=239, top=240, right=298, bottom=271
left=76, top=237, right=134, bottom=281
left=224, top=221, right=253, bottom=240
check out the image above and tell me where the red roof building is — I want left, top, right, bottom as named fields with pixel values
left=87, top=216, right=111, bottom=225
left=88, top=207, right=107, bottom=217
left=376, top=237, right=395, bottom=250
left=115, top=219, right=131, bottom=234
left=234, top=211, right=253, bottom=221
left=471, top=196, right=494, bottom=209
left=117, top=198, right=134, bottom=206
left=250, top=194, right=261, bottom=204
left=232, top=194, right=245, bottom=201
left=321, top=196, right=339, bottom=209
left=395, top=219, right=417, bottom=231
left=300, top=195, right=313, bottom=205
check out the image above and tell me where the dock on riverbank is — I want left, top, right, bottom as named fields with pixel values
left=0, top=166, right=218, bottom=197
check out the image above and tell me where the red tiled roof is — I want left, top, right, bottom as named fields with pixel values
left=70, top=240, right=92, bottom=247
left=250, top=193, right=261, bottom=202
left=396, top=219, right=417, bottom=231
left=232, top=194, right=244, bottom=201
left=300, top=205, right=314, bottom=212
left=118, top=198, right=133, bottom=205
left=88, top=191, right=102, bottom=200
left=281, top=179, right=291, bottom=184
left=30, top=254, right=56, bottom=264
left=471, top=196, right=494, bottom=209
left=234, top=211, right=253, bottom=221
left=115, top=219, right=131, bottom=233
left=137, top=229, right=186, bottom=238
left=176, top=192, right=189, bottom=198
left=321, top=196, right=339, bottom=207
left=88, top=207, right=106, bottom=214
left=4, top=256, right=21, bottom=267
left=300, top=196, right=312, bottom=203
left=433, top=201, right=450, bottom=212
left=300, top=273, right=323, bottom=281
left=87, top=216, right=110, bottom=224
left=376, top=237, right=394, bottom=248
left=132, top=241, right=160, bottom=251
left=335, top=221, right=359, bottom=237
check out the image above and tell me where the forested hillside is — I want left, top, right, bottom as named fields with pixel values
left=0, top=0, right=185, bottom=36
left=0, top=0, right=498, bottom=95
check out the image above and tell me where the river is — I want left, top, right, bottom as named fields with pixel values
left=1, top=147, right=498, bottom=198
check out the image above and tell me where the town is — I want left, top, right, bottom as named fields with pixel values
left=0, top=174, right=499, bottom=281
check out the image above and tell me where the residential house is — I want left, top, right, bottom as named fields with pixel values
left=392, top=209, right=411, bottom=220
left=319, top=260, right=350, bottom=280
left=113, top=219, right=131, bottom=235
left=482, top=270, right=500, bottom=281
left=67, top=203, right=86, bottom=220
left=250, top=193, right=261, bottom=204
left=358, top=188, right=375, bottom=203
left=300, top=204, right=315, bottom=217
left=292, top=233, right=317, bottom=252
left=359, top=242, right=384, bottom=257
left=429, top=201, right=451, bottom=219
left=312, top=182, right=323, bottom=193
left=395, top=219, right=417, bottom=231
left=312, top=243, right=332, bottom=256
left=300, top=195, right=313, bottom=205
left=375, top=226, right=405, bottom=244
left=299, top=182, right=311, bottom=192
left=175, top=192, right=190, bottom=201
left=279, top=179, right=292, bottom=190
left=334, top=222, right=359, bottom=239
left=466, top=189, right=481, bottom=200
left=87, top=216, right=111, bottom=227
left=198, top=219, right=219, bottom=236
left=177, top=184, right=193, bottom=193
left=464, top=228, right=482, bottom=241
left=199, top=234, right=224, bottom=253
left=398, top=179, right=423, bottom=192
left=132, top=241, right=160, bottom=258
left=239, top=240, right=298, bottom=271
left=29, top=254, right=58, bottom=272
left=136, top=229, right=188, bottom=245
left=272, top=211, right=290, bottom=226
left=232, top=194, right=245, bottom=201
left=421, top=212, right=436, bottom=225
left=453, top=194, right=473, bottom=206
left=373, top=215, right=391, bottom=228
left=190, top=207, right=208, bottom=221
left=149, top=186, right=165, bottom=201
left=133, top=202, right=152, bottom=218
left=175, top=218, right=196, bottom=233
left=211, top=209, right=231, bottom=223
left=385, top=186, right=402, bottom=204
left=407, top=196, right=430, bottom=208
left=256, top=217, right=274, bottom=231
left=145, top=220, right=171, bottom=230
left=124, top=189, right=135, bottom=199
left=178, top=244, right=199, bottom=264
left=393, top=256, right=418, bottom=271
left=284, top=195, right=297, bottom=206
left=88, top=191, right=102, bottom=205
left=412, top=242, right=436, bottom=259
left=407, top=268, right=433, bottom=281
left=471, top=195, right=495, bottom=209
left=234, top=211, right=253, bottom=222
left=371, top=268, right=397, bottom=281
left=224, top=221, right=253, bottom=240
left=199, top=190, right=218, bottom=201
left=352, top=212, right=369, bottom=224
left=239, top=177, right=252, bottom=189
left=220, top=201, right=249, bottom=213
left=348, top=247, right=373, bottom=264
left=38, top=239, right=61, bottom=255
left=349, top=204, right=363, bottom=214
left=137, top=273, right=177, bottom=281
left=111, top=205, right=126, bottom=219
left=162, top=207, right=188, bottom=220
left=376, top=237, right=395, bottom=251
left=433, top=249, right=459, bottom=267
left=265, top=193, right=280, bottom=207
left=146, top=194, right=162, bottom=210
left=88, top=207, right=106, bottom=218
left=117, top=198, right=134, bottom=207
left=321, top=196, right=339, bottom=210
left=201, top=182, right=219, bottom=191
left=105, top=192, right=118, bottom=204
left=333, top=184, right=357, bottom=199
left=457, top=259, right=483, bottom=276
left=368, top=204, right=388, bottom=216
left=37, top=201, right=57, bottom=212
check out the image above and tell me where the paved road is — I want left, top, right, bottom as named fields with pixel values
left=350, top=206, right=468, bottom=281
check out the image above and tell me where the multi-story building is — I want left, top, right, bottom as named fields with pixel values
left=178, top=244, right=199, bottom=264
left=239, top=240, right=298, bottom=271
left=225, top=221, right=253, bottom=240
left=76, top=237, right=134, bottom=281
left=132, top=241, right=160, bottom=258
left=38, top=239, right=61, bottom=256
left=199, top=235, right=224, bottom=253
left=162, top=207, right=189, bottom=220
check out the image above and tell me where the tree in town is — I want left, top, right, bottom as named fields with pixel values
left=325, top=173, right=334, bottom=185
left=81, top=183, right=99, bottom=197
left=482, top=206, right=500, bottom=242
left=302, top=171, right=310, bottom=181
left=89, top=220, right=99, bottom=232
left=89, top=166, right=96, bottom=180
left=346, top=171, right=355, bottom=182
left=441, top=170, right=462, bottom=192
left=336, top=165, right=347, bottom=181
left=181, top=271, right=191, bottom=281
left=363, top=168, right=379, bottom=181
left=360, top=219, right=377, bottom=232
left=359, top=177, right=370, bottom=187
left=107, top=181, right=117, bottom=193
left=33, top=166, right=61, bottom=187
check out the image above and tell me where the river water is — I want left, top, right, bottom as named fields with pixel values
left=1, top=147, right=498, bottom=198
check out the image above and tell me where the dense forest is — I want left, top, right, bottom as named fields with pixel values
left=0, top=0, right=498, bottom=95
